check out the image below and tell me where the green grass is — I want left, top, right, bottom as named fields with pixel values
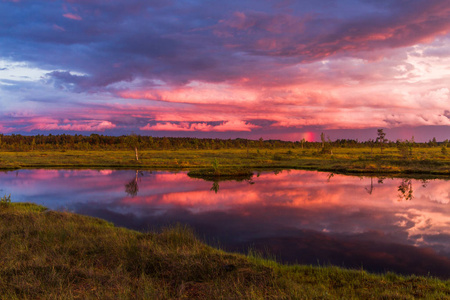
left=1, top=147, right=449, bottom=176
left=187, top=166, right=254, bottom=181
left=1, top=202, right=449, bottom=299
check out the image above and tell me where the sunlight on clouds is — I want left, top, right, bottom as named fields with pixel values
left=119, top=81, right=258, bottom=104
left=401, top=42, right=450, bottom=84
left=140, top=120, right=259, bottom=132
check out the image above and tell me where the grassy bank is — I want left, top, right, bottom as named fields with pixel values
left=0, top=147, right=449, bottom=176
left=1, top=203, right=449, bottom=299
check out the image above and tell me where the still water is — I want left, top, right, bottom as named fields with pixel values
left=1, top=169, right=449, bottom=278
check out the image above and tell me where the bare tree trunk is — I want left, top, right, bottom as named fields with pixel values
left=135, top=147, right=139, bottom=161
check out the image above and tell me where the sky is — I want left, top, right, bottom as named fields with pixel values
left=0, top=0, right=449, bottom=142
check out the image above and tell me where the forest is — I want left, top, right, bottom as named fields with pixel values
left=0, top=133, right=448, bottom=151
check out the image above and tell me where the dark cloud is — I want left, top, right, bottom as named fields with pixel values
left=445, top=110, right=450, bottom=119
left=45, top=71, right=91, bottom=91
left=1, top=0, right=449, bottom=92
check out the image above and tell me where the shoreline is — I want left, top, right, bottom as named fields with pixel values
left=1, top=203, right=449, bottom=298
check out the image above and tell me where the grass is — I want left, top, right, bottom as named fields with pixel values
left=187, top=167, right=253, bottom=181
left=0, top=147, right=449, bottom=176
left=1, top=202, right=449, bottom=299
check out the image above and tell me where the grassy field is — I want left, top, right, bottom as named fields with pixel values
left=0, top=147, right=449, bottom=176
left=1, top=202, right=449, bottom=299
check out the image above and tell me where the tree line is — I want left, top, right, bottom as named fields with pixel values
left=0, top=133, right=448, bottom=152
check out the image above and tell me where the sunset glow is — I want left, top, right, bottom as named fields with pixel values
left=1, top=0, right=449, bottom=141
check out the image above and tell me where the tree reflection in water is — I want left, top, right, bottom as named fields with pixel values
left=209, top=179, right=254, bottom=194
left=396, top=179, right=429, bottom=201
left=124, top=169, right=431, bottom=202
left=327, top=173, right=334, bottom=182
left=365, top=177, right=374, bottom=195
left=333, top=175, right=432, bottom=201
left=210, top=181, right=220, bottom=193
left=395, top=178, right=428, bottom=201
left=398, top=179, right=413, bottom=201
left=125, top=170, right=144, bottom=197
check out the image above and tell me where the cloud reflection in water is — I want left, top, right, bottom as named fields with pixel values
left=1, top=169, right=449, bottom=278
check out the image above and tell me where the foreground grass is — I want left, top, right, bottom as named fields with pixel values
left=1, top=203, right=449, bottom=299
left=1, top=147, right=449, bottom=176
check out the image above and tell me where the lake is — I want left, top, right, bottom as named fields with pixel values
left=1, top=169, right=449, bottom=279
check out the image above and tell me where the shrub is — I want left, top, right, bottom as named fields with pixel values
left=212, top=158, right=219, bottom=173
left=0, top=194, right=11, bottom=208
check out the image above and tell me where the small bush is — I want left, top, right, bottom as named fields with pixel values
left=0, top=194, right=11, bottom=208
left=212, top=158, right=219, bottom=173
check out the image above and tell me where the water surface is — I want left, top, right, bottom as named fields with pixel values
left=1, top=169, right=449, bottom=278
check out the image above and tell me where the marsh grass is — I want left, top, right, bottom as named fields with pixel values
left=1, top=203, right=449, bottom=299
left=0, top=194, right=11, bottom=208
left=187, top=165, right=254, bottom=181
left=0, top=147, right=449, bottom=175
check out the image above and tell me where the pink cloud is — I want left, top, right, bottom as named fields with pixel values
left=63, top=13, right=82, bottom=21
left=118, top=82, right=258, bottom=104
left=21, top=119, right=116, bottom=132
left=140, top=120, right=259, bottom=132
left=213, top=120, right=259, bottom=132
left=0, top=124, right=14, bottom=134
left=115, top=70, right=449, bottom=130
left=140, top=122, right=212, bottom=132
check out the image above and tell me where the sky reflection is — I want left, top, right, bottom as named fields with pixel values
left=1, top=169, right=449, bottom=278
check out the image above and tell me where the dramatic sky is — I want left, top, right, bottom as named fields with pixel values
left=1, top=0, right=449, bottom=141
